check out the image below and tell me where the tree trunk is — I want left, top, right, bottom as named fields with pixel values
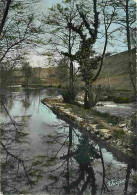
left=126, top=0, right=136, bottom=98
left=0, top=0, right=12, bottom=35
left=68, top=24, right=75, bottom=103
left=84, top=82, right=92, bottom=109
left=84, top=86, right=89, bottom=109
left=69, top=60, right=74, bottom=102
left=84, top=81, right=96, bottom=109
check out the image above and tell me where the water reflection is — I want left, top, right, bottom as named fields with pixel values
left=40, top=122, right=136, bottom=195
left=0, top=87, right=137, bottom=195
left=1, top=120, right=31, bottom=194
left=21, top=89, right=31, bottom=110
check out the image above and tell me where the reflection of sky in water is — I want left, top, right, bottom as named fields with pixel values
left=2, top=88, right=128, bottom=165
left=2, top=88, right=62, bottom=154
left=1, top=87, right=135, bottom=195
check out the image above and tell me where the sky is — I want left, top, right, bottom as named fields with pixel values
left=28, top=0, right=62, bottom=67
left=39, top=0, right=62, bottom=10
left=28, top=0, right=136, bottom=67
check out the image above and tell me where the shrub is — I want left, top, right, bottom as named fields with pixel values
left=58, top=84, right=62, bottom=88
left=61, top=88, right=77, bottom=103
left=107, top=95, right=131, bottom=103
left=113, top=96, right=131, bottom=103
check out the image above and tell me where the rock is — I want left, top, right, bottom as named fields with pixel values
left=109, top=123, right=113, bottom=126
left=119, top=124, right=126, bottom=128
left=94, top=129, right=99, bottom=133
left=47, top=104, right=52, bottom=108
left=104, top=133, right=112, bottom=139
left=87, top=116, right=93, bottom=120
left=77, top=101, right=84, bottom=105
left=68, top=113, right=77, bottom=120
left=100, top=129, right=110, bottom=134
left=123, top=127, right=128, bottom=132
left=87, top=126, right=91, bottom=131
left=82, top=123, right=88, bottom=128
left=56, top=95, right=63, bottom=100
left=117, top=141, right=122, bottom=146
left=59, top=106, right=63, bottom=110
left=96, top=102, right=104, bottom=106
left=90, top=124, right=97, bottom=129
left=64, top=109, right=71, bottom=114
left=126, top=148, right=131, bottom=151
left=76, top=117, right=83, bottom=122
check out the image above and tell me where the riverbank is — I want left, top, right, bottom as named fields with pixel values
left=42, top=97, right=136, bottom=161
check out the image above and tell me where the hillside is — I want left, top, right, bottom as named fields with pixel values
left=94, top=49, right=136, bottom=90
left=2, top=49, right=135, bottom=91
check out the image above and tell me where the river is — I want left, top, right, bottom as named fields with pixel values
left=0, top=87, right=136, bottom=195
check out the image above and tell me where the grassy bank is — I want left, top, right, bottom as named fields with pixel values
left=42, top=97, right=136, bottom=161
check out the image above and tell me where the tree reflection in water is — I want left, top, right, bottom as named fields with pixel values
left=1, top=118, right=136, bottom=195
left=1, top=88, right=137, bottom=195
left=40, top=125, right=99, bottom=195
left=1, top=102, right=42, bottom=194
left=1, top=120, right=32, bottom=194
left=21, top=88, right=32, bottom=110
left=39, top=122, right=137, bottom=195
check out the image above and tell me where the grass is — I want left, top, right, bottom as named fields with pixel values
left=112, top=129, right=126, bottom=139
left=96, top=123, right=106, bottom=129
left=131, top=173, right=137, bottom=187
left=107, top=95, right=131, bottom=103
left=58, top=100, right=122, bottom=128
left=92, top=110, right=120, bottom=125
left=116, top=89, right=132, bottom=92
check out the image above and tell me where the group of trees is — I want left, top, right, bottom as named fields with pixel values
left=0, top=0, right=135, bottom=107
left=43, top=0, right=136, bottom=108
left=0, top=1, right=43, bottom=193
left=0, top=0, right=44, bottom=86
left=0, top=1, right=136, bottom=193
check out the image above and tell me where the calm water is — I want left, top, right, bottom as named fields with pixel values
left=0, top=87, right=137, bottom=195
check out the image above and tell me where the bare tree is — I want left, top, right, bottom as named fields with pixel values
left=43, top=1, right=80, bottom=102
left=111, top=0, right=136, bottom=97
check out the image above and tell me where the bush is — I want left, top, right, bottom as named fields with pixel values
left=113, top=96, right=131, bottom=103
left=61, top=88, right=77, bottom=103
left=58, top=84, right=62, bottom=88
left=107, top=95, right=131, bottom=103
